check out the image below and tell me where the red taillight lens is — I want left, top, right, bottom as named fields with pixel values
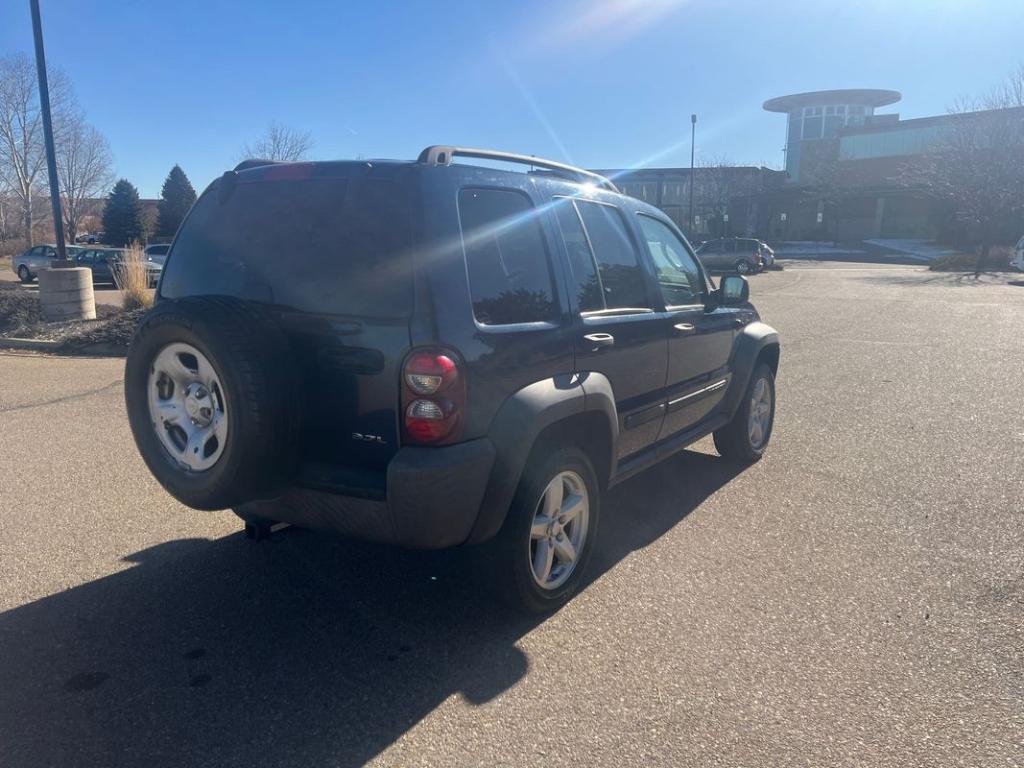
left=404, top=351, right=457, bottom=395
left=401, top=349, right=465, bottom=445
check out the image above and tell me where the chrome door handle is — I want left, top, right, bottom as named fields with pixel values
left=583, top=332, right=615, bottom=349
left=673, top=323, right=696, bottom=335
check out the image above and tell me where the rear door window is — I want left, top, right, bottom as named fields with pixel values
left=573, top=200, right=649, bottom=312
left=161, top=175, right=414, bottom=317
left=458, top=188, right=558, bottom=325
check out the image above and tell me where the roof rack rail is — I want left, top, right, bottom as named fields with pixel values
left=417, top=145, right=619, bottom=193
left=233, top=158, right=284, bottom=172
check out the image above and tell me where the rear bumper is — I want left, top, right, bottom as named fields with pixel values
left=237, top=438, right=497, bottom=549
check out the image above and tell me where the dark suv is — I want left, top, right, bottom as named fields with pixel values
left=125, top=146, right=779, bottom=613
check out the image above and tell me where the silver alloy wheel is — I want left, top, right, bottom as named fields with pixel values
left=529, top=470, right=589, bottom=590
left=736, top=260, right=751, bottom=275
left=748, top=375, right=772, bottom=449
left=147, top=342, right=228, bottom=472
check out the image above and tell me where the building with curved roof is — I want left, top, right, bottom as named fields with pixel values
left=764, top=89, right=902, bottom=181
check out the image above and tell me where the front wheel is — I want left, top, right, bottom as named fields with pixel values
left=714, top=363, right=776, bottom=463
left=486, top=446, right=600, bottom=614
left=735, top=259, right=753, bottom=275
left=17, top=265, right=32, bottom=283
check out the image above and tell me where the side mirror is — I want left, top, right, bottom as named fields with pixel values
left=719, top=275, right=749, bottom=305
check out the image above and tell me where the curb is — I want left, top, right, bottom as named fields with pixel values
left=0, top=336, right=126, bottom=357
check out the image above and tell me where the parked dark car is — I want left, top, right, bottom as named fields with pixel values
left=74, top=248, right=124, bottom=285
left=694, top=237, right=765, bottom=274
left=75, top=247, right=162, bottom=287
left=124, top=146, right=780, bottom=613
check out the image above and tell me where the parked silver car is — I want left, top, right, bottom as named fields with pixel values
left=12, top=244, right=86, bottom=283
left=1011, top=235, right=1024, bottom=272
left=693, top=237, right=764, bottom=274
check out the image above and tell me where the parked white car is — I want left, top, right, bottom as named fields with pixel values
left=1011, top=235, right=1024, bottom=272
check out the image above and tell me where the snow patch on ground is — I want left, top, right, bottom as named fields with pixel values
left=772, top=241, right=870, bottom=258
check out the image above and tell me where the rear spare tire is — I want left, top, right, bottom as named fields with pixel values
left=124, top=297, right=299, bottom=510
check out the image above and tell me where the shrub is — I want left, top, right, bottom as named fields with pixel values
left=929, top=246, right=1012, bottom=272
left=113, top=242, right=153, bottom=311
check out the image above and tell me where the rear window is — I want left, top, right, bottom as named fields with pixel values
left=161, top=175, right=413, bottom=317
left=458, top=188, right=557, bottom=325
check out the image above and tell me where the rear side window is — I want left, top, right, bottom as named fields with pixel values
left=573, top=201, right=649, bottom=311
left=161, top=176, right=413, bottom=317
left=458, top=188, right=557, bottom=325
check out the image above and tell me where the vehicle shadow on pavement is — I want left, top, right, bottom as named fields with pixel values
left=0, top=449, right=745, bottom=768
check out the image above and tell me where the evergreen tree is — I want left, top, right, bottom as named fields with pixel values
left=156, top=165, right=197, bottom=237
left=102, top=179, right=147, bottom=247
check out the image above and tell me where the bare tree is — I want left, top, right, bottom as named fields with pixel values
left=904, top=65, right=1024, bottom=276
left=697, top=156, right=738, bottom=237
left=56, top=120, right=114, bottom=242
left=241, top=121, right=314, bottom=162
left=0, top=53, right=73, bottom=246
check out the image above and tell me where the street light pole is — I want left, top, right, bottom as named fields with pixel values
left=688, top=113, right=697, bottom=237
left=29, top=0, right=67, bottom=263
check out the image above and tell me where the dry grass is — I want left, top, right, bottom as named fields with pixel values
left=113, top=242, right=154, bottom=311
left=929, top=246, right=1013, bottom=273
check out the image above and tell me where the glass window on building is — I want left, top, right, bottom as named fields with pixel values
left=824, top=115, right=845, bottom=137
left=661, top=181, right=687, bottom=204
left=803, top=116, right=823, bottom=139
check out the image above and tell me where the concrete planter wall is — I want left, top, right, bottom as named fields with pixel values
left=38, top=266, right=96, bottom=321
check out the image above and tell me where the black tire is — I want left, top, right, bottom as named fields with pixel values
left=17, top=265, right=32, bottom=283
left=714, top=363, right=775, bottom=463
left=486, top=446, right=601, bottom=614
left=124, top=297, right=300, bottom=510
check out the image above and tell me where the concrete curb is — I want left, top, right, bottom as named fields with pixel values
left=0, top=336, right=126, bottom=357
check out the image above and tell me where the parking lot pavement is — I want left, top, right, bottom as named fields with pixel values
left=1, top=263, right=1021, bottom=768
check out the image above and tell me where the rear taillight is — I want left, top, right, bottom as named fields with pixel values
left=401, top=349, right=465, bottom=445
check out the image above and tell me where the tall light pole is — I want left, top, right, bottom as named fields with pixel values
left=30, top=0, right=95, bottom=322
left=688, top=113, right=697, bottom=237
left=29, top=0, right=67, bottom=262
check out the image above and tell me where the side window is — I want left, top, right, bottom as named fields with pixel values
left=44, top=247, right=57, bottom=257
left=574, top=200, right=649, bottom=311
left=78, top=250, right=94, bottom=262
left=552, top=199, right=603, bottom=313
left=458, top=188, right=558, bottom=326
left=637, top=215, right=704, bottom=307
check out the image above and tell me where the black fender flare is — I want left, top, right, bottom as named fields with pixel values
left=465, top=372, right=618, bottom=544
left=720, top=321, right=780, bottom=420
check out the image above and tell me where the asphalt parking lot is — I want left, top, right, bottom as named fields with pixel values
left=1, top=263, right=1021, bottom=768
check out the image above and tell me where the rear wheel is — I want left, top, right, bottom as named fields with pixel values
left=714, top=363, right=775, bottom=463
left=487, top=446, right=600, bottom=614
left=17, top=265, right=31, bottom=283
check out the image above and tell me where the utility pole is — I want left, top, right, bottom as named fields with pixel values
left=29, top=0, right=67, bottom=262
left=688, top=113, right=697, bottom=237
left=29, top=0, right=94, bottom=321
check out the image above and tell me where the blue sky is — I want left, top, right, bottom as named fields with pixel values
left=2, top=0, right=1022, bottom=198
